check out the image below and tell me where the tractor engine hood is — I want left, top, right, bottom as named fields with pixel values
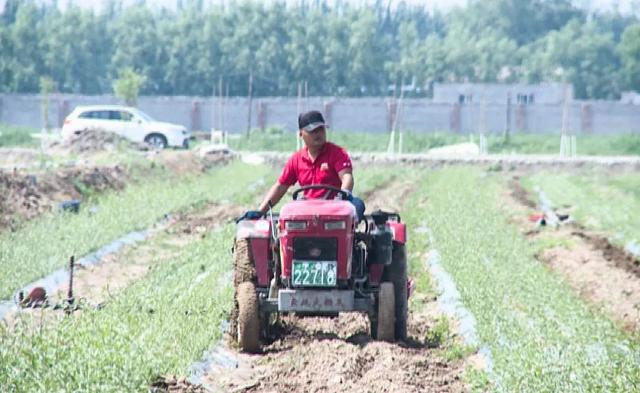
left=279, top=199, right=356, bottom=221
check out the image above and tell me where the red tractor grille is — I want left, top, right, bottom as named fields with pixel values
left=293, top=237, right=337, bottom=261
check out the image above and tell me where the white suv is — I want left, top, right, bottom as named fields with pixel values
left=61, top=105, right=191, bottom=149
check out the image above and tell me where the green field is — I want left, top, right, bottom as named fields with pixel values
left=228, top=130, right=640, bottom=156
left=0, top=124, right=38, bottom=147
left=2, top=124, right=639, bottom=156
left=2, top=161, right=640, bottom=392
left=419, top=168, right=640, bottom=392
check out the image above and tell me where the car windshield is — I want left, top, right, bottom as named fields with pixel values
left=131, top=109, right=154, bottom=122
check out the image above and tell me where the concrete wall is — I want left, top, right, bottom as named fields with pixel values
left=433, top=83, right=572, bottom=105
left=0, top=93, right=638, bottom=135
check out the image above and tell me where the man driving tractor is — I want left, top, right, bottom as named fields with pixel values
left=232, top=110, right=407, bottom=352
left=240, top=110, right=365, bottom=220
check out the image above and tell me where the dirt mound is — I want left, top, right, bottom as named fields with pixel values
left=207, top=310, right=464, bottom=393
left=0, top=166, right=127, bottom=231
left=150, top=376, right=205, bottom=393
left=59, top=128, right=143, bottom=153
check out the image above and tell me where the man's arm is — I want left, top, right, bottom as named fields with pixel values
left=258, top=182, right=289, bottom=214
left=338, top=168, right=354, bottom=191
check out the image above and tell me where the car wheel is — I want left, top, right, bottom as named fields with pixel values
left=144, top=133, right=167, bottom=149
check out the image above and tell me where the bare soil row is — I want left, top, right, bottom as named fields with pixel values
left=507, top=176, right=640, bottom=331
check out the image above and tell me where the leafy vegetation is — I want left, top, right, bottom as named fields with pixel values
left=113, top=67, right=147, bottom=106
left=0, top=224, right=237, bottom=391
left=0, top=123, right=37, bottom=147
left=0, top=162, right=271, bottom=300
left=0, top=1, right=638, bottom=99
left=418, top=167, right=640, bottom=391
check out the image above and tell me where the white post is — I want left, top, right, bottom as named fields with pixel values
left=560, top=85, right=571, bottom=157
left=296, top=82, right=302, bottom=151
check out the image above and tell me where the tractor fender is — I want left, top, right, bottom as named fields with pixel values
left=387, top=222, right=406, bottom=244
left=235, top=219, right=272, bottom=287
left=236, top=219, right=271, bottom=239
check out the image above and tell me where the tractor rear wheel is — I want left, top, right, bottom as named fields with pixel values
left=237, top=282, right=260, bottom=353
left=372, top=282, right=395, bottom=342
left=385, top=243, right=408, bottom=341
left=230, top=238, right=257, bottom=342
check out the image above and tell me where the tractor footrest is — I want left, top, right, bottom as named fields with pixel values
left=278, top=289, right=356, bottom=312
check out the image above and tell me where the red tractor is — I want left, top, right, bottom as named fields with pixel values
left=232, top=185, right=408, bottom=352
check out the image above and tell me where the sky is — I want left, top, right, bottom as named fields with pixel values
left=0, top=0, right=638, bottom=14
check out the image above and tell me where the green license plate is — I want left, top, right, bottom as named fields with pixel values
left=292, top=260, right=337, bottom=287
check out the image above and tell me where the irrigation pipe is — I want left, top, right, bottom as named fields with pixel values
left=187, top=269, right=238, bottom=393
left=625, top=240, right=640, bottom=259
left=419, top=225, right=498, bottom=384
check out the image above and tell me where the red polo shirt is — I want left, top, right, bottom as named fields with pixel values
left=278, top=142, right=352, bottom=199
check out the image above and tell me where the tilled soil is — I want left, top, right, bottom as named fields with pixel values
left=0, top=166, right=127, bottom=231
left=227, top=313, right=463, bottom=393
left=506, top=176, right=640, bottom=331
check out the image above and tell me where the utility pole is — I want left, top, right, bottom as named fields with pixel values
left=304, top=80, right=308, bottom=112
left=504, top=92, right=511, bottom=143
left=218, top=77, right=223, bottom=131
left=246, top=70, right=253, bottom=136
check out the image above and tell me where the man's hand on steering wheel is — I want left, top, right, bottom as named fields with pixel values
left=235, top=210, right=263, bottom=223
left=341, top=189, right=353, bottom=202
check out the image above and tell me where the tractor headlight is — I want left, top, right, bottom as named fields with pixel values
left=285, top=221, right=307, bottom=230
left=324, top=220, right=346, bottom=230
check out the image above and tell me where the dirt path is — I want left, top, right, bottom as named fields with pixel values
left=505, top=176, right=640, bottom=331
left=194, top=179, right=468, bottom=393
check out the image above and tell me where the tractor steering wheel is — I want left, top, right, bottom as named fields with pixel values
left=292, top=185, right=349, bottom=201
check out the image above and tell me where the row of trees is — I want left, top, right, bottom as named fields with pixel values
left=0, top=0, right=639, bottom=99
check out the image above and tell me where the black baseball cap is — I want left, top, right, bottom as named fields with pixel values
left=298, top=110, right=326, bottom=132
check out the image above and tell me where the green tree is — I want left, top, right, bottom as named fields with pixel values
left=110, top=6, right=165, bottom=94
left=8, top=2, right=45, bottom=92
left=385, top=22, right=420, bottom=91
left=522, top=20, right=620, bottom=99
left=284, top=7, right=327, bottom=95
left=618, top=24, right=640, bottom=91
left=345, top=8, right=386, bottom=95
left=113, top=67, right=147, bottom=106
left=41, top=7, right=111, bottom=93
left=455, top=0, right=582, bottom=45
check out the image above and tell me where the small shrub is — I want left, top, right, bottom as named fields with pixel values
left=425, top=315, right=451, bottom=348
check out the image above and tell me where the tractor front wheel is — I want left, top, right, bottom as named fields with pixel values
left=237, top=282, right=260, bottom=353
left=372, top=282, right=395, bottom=342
